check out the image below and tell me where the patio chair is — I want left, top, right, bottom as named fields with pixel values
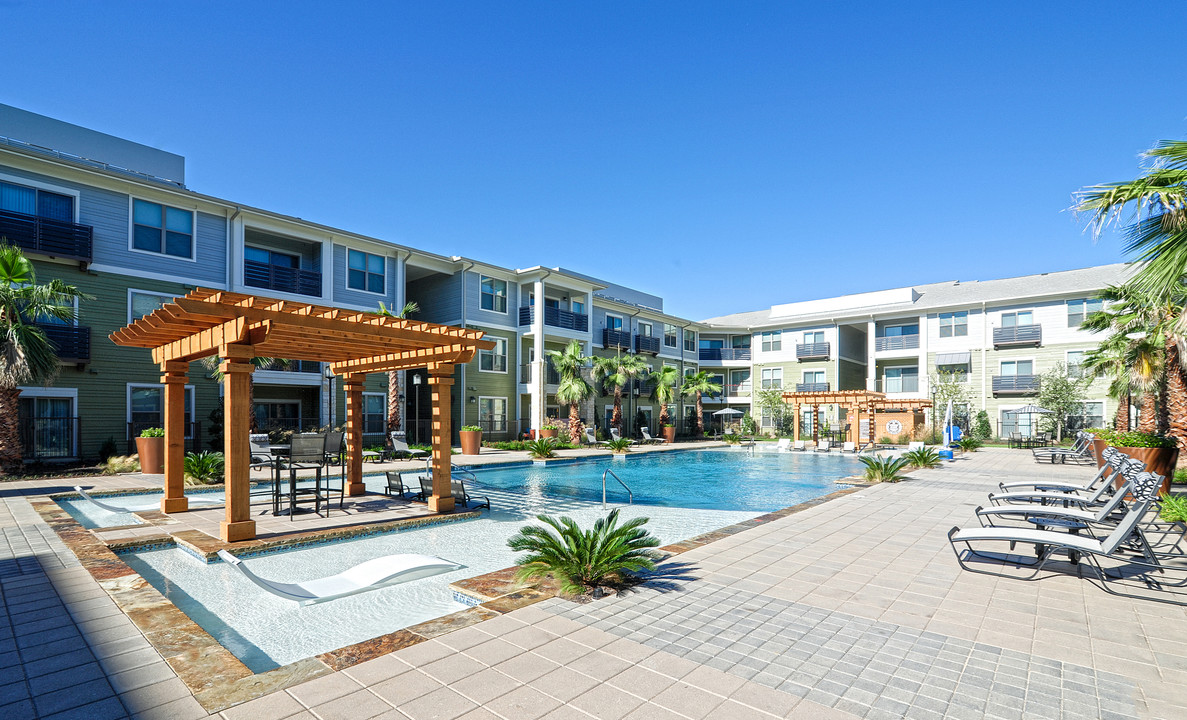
left=1008, top=432, right=1023, bottom=449
left=387, top=432, right=428, bottom=460
left=322, top=430, right=346, bottom=509
left=976, top=474, right=1137, bottom=529
left=585, top=427, right=603, bottom=445
left=384, top=471, right=416, bottom=500
left=281, top=434, right=328, bottom=519
left=218, top=549, right=461, bottom=606
left=988, top=457, right=1145, bottom=509
left=450, top=475, right=490, bottom=510
left=640, top=427, right=667, bottom=445
left=249, top=440, right=280, bottom=512
left=1000, top=446, right=1124, bottom=494
left=1032, top=431, right=1095, bottom=465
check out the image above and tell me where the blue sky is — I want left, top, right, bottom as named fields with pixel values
left=1, top=2, right=1177, bottom=320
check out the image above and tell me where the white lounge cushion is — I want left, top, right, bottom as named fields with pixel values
left=75, top=486, right=221, bottom=513
left=951, top=526, right=1106, bottom=555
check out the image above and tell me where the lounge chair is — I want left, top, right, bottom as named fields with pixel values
left=988, top=457, right=1145, bottom=509
left=976, top=475, right=1137, bottom=529
left=841, top=441, right=856, bottom=453
left=907, top=441, right=925, bottom=452
left=775, top=438, right=791, bottom=451
left=610, top=428, right=636, bottom=444
left=74, top=486, right=221, bottom=513
left=585, top=427, right=606, bottom=446
left=1032, top=432, right=1095, bottom=465
left=450, top=476, right=490, bottom=509
left=792, top=440, right=807, bottom=451
left=640, top=427, right=667, bottom=445
left=387, top=432, right=428, bottom=460
left=999, top=446, right=1124, bottom=494
left=813, top=440, right=831, bottom=452
left=217, top=549, right=461, bottom=605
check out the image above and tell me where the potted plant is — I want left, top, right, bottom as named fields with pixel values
left=540, top=422, right=561, bottom=439
left=1088, top=429, right=1178, bottom=495
left=136, top=427, right=165, bottom=474
left=459, top=425, right=482, bottom=455
left=661, top=423, right=676, bottom=444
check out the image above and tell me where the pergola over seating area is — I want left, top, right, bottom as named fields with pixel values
left=110, top=288, right=494, bottom=542
left=780, top=389, right=932, bottom=445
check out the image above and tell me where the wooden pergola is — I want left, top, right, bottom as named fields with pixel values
left=110, top=288, right=494, bottom=542
left=780, top=390, right=932, bottom=445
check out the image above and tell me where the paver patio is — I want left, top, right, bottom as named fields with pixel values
left=2, top=447, right=1186, bottom=719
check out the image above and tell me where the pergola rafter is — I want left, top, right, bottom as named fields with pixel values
left=110, top=288, right=494, bottom=543
left=780, top=389, right=932, bottom=446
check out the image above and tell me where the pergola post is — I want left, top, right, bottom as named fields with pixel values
left=220, top=345, right=256, bottom=543
left=792, top=402, right=800, bottom=442
left=160, top=361, right=189, bottom=513
left=427, top=364, right=455, bottom=513
left=343, top=373, right=367, bottom=496
left=812, top=404, right=819, bottom=443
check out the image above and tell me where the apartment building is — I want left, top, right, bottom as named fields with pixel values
left=0, top=104, right=1125, bottom=462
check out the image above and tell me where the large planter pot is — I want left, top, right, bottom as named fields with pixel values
left=459, top=430, right=482, bottom=456
left=1111, top=446, right=1178, bottom=495
left=662, top=426, right=676, bottom=444
left=1092, top=438, right=1108, bottom=467
left=540, top=428, right=559, bottom=439
left=135, top=436, right=164, bottom=474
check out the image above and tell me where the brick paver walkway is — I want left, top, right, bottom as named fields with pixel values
left=3, top=447, right=1186, bottom=719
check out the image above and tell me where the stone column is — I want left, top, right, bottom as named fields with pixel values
left=220, top=346, right=256, bottom=543
left=343, top=373, right=367, bottom=496
left=160, top=361, right=188, bottom=513
left=428, top=365, right=455, bottom=513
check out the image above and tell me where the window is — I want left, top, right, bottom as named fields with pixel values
left=710, top=374, right=726, bottom=397
left=245, top=246, right=298, bottom=269
left=684, top=367, right=696, bottom=378
left=18, top=392, right=77, bottom=459
left=254, top=401, right=300, bottom=431
left=479, top=397, right=508, bottom=433
left=1001, top=311, right=1033, bottom=327
left=803, top=370, right=826, bottom=384
left=572, top=299, right=585, bottom=315
left=939, top=311, right=968, bottom=338
left=730, top=369, right=750, bottom=393
left=1067, top=401, right=1104, bottom=432
left=362, top=393, right=386, bottom=434
left=480, top=337, right=508, bottom=372
left=731, top=335, right=751, bottom=348
left=606, top=314, right=623, bottom=330
left=884, top=367, right=919, bottom=393
left=479, top=276, right=507, bottom=312
left=936, top=363, right=969, bottom=383
left=128, top=291, right=175, bottom=322
left=347, top=249, right=385, bottom=293
left=128, top=384, right=195, bottom=438
left=684, top=330, right=696, bottom=353
left=761, top=331, right=782, bottom=352
left=761, top=367, right=783, bottom=389
left=881, top=323, right=918, bottom=337
left=803, top=331, right=825, bottom=344
left=1066, top=351, right=1086, bottom=379
left=638, top=321, right=653, bottom=337
left=0, top=181, right=74, bottom=221
left=1000, top=360, right=1034, bottom=376
left=1067, top=299, right=1104, bottom=328
left=132, top=199, right=193, bottom=258
left=664, top=324, right=678, bottom=348
left=761, top=407, right=773, bottom=428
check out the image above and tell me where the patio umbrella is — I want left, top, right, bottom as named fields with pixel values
left=942, top=399, right=954, bottom=446
left=713, top=407, right=744, bottom=433
left=1005, top=404, right=1053, bottom=437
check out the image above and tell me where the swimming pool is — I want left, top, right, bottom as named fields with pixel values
left=58, top=488, right=226, bottom=529
left=117, top=449, right=860, bottom=670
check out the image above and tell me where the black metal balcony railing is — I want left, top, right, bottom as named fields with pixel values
left=519, top=363, right=560, bottom=385
left=37, top=324, right=90, bottom=363
left=874, top=334, right=920, bottom=352
left=706, top=383, right=752, bottom=400
left=993, top=324, right=1042, bottom=347
left=19, top=416, right=79, bottom=460
left=993, top=374, right=1041, bottom=395
left=603, top=328, right=632, bottom=350
left=517, top=306, right=589, bottom=332
left=795, top=382, right=830, bottom=393
left=243, top=259, right=322, bottom=297
left=260, top=359, right=322, bottom=373
left=635, top=335, right=660, bottom=355
left=796, top=342, right=830, bottom=360
left=699, top=348, right=752, bottom=361
left=0, top=209, right=93, bottom=264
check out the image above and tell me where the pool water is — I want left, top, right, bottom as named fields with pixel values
left=119, top=448, right=859, bottom=670
left=59, top=489, right=227, bottom=529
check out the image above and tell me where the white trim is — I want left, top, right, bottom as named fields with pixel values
left=17, top=386, right=78, bottom=399
left=0, top=171, right=82, bottom=223
left=127, top=196, right=198, bottom=262
left=345, top=248, right=388, bottom=296
left=88, top=263, right=228, bottom=289
left=999, top=357, right=1036, bottom=375
left=126, top=382, right=196, bottom=438
left=478, top=274, right=510, bottom=315
left=478, top=395, right=509, bottom=432
left=127, top=288, right=178, bottom=324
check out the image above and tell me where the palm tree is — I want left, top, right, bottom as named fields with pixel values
left=591, top=352, right=649, bottom=434
left=648, top=365, right=680, bottom=429
left=1082, top=333, right=1139, bottom=431
left=0, top=243, right=87, bottom=470
left=376, top=301, right=419, bottom=438
left=1075, top=140, right=1187, bottom=298
left=680, top=371, right=722, bottom=437
left=547, top=339, right=592, bottom=445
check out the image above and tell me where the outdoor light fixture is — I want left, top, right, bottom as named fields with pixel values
left=412, top=374, right=421, bottom=385
left=469, top=396, right=477, bottom=403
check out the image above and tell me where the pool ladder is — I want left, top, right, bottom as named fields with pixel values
left=602, top=469, right=633, bottom=510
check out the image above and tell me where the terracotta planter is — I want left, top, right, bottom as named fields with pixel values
left=540, top=428, right=559, bottom=439
left=135, top=436, right=164, bottom=474
left=1111, top=446, right=1178, bottom=496
left=1092, top=438, right=1108, bottom=467
left=459, top=430, right=482, bottom=456
left=662, top=426, right=676, bottom=443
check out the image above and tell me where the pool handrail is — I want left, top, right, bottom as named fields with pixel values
left=602, top=469, right=633, bottom=509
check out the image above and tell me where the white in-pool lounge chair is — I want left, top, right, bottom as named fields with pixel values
left=775, top=438, right=791, bottom=451
left=841, top=441, right=857, bottom=453
left=907, top=441, right=925, bottom=452
left=792, top=440, right=807, bottom=451
left=217, top=549, right=462, bottom=605
left=813, top=440, right=831, bottom=452
left=75, top=486, right=221, bottom=513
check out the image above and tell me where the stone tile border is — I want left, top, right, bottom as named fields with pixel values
left=33, top=480, right=865, bottom=713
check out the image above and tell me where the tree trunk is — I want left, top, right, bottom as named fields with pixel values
left=568, top=403, right=583, bottom=445
left=1115, top=395, right=1130, bottom=431
left=611, top=387, right=623, bottom=432
left=0, top=387, right=22, bottom=472
left=1166, top=342, right=1187, bottom=454
left=387, top=370, right=401, bottom=432
left=658, top=402, right=669, bottom=427
left=695, top=393, right=704, bottom=436
left=1139, top=394, right=1157, bottom=433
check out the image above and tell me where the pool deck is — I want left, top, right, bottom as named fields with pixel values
left=2, top=447, right=1187, bottom=718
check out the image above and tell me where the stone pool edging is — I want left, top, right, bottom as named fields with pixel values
left=34, top=482, right=866, bottom=712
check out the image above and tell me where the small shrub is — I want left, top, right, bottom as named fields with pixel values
left=1159, top=493, right=1187, bottom=523
left=955, top=437, right=983, bottom=453
left=902, top=448, right=942, bottom=470
left=605, top=438, right=632, bottom=453
left=507, top=509, right=661, bottom=595
left=183, top=451, right=225, bottom=485
left=460, top=425, right=482, bottom=432
left=103, top=455, right=140, bottom=474
left=973, top=411, right=993, bottom=440
left=859, top=455, right=911, bottom=483
left=878, top=435, right=894, bottom=445
left=139, top=427, right=164, bottom=438
left=1173, top=470, right=1187, bottom=485
left=98, top=437, right=119, bottom=462
left=542, top=422, right=562, bottom=431
left=525, top=438, right=559, bottom=459
left=484, top=440, right=573, bottom=451
left=1088, top=428, right=1176, bottom=449
left=723, top=434, right=741, bottom=445
left=740, top=413, right=757, bottom=435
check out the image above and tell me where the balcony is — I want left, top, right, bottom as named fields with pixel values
left=603, top=328, right=632, bottom=350
left=0, top=209, right=93, bottom=265
left=244, top=259, right=322, bottom=297
left=517, top=306, right=589, bottom=332
left=993, top=374, right=1040, bottom=395
left=795, top=382, right=830, bottom=393
left=796, top=342, right=830, bottom=361
left=519, top=363, right=560, bottom=385
left=38, top=324, right=90, bottom=363
left=993, top=324, right=1042, bottom=348
left=635, top=335, right=660, bottom=355
left=264, top=359, right=322, bottom=373
left=699, top=348, right=751, bottom=362
left=874, top=334, right=920, bottom=352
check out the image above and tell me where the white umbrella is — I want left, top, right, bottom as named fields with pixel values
left=942, top=399, right=954, bottom=446
left=713, top=407, right=744, bottom=433
left=1005, top=405, right=1053, bottom=438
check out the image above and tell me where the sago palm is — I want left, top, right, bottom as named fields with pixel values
left=377, top=301, right=419, bottom=437
left=547, top=339, right=592, bottom=444
left=0, top=243, right=87, bottom=470
left=507, top=509, right=661, bottom=595
left=648, top=365, right=680, bottom=428
left=680, top=371, right=722, bottom=437
left=591, top=351, right=648, bottom=434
